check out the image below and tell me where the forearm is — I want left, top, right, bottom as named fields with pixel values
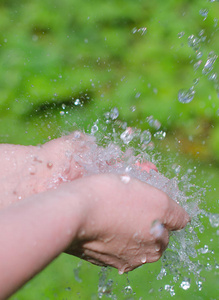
left=0, top=184, right=84, bottom=300
left=1, top=144, right=44, bottom=207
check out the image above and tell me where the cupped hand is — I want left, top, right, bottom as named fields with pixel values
left=0, top=171, right=189, bottom=298
left=65, top=173, right=189, bottom=274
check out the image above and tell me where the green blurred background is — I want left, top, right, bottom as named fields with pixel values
left=0, top=0, right=218, bottom=299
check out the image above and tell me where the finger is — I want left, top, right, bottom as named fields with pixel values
left=164, top=198, right=190, bottom=231
left=135, top=160, right=158, bottom=173
left=82, top=248, right=125, bottom=270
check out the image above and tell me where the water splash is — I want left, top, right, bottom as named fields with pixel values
left=154, top=131, right=166, bottom=140
left=199, top=9, right=209, bottom=21
left=178, top=31, right=185, bottom=39
left=202, top=51, right=218, bottom=75
left=98, top=268, right=115, bottom=299
left=71, top=109, right=218, bottom=296
left=110, top=107, right=119, bottom=120
left=188, top=34, right=201, bottom=51
left=120, top=127, right=134, bottom=144
left=178, top=87, right=195, bottom=103
left=132, top=27, right=147, bottom=35
left=180, top=279, right=191, bottom=290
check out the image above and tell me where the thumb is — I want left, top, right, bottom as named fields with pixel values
left=163, top=198, right=190, bottom=231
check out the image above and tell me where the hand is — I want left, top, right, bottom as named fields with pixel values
left=65, top=173, right=189, bottom=274
left=0, top=132, right=157, bottom=209
left=0, top=132, right=94, bottom=208
left=0, top=173, right=189, bottom=298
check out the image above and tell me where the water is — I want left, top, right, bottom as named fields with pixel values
left=178, top=88, right=195, bottom=103
left=178, top=1, right=219, bottom=105
left=180, top=279, right=191, bottom=290
left=199, top=9, right=209, bottom=21
left=1, top=0, right=218, bottom=298
left=202, top=51, right=218, bottom=75
left=70, top=110, right=219, bottom=297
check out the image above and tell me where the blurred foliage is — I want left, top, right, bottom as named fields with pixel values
left=0, top=0, right=218, bottom=159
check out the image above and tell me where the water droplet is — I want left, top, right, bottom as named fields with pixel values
left=120, top=175, right=131, bottom=184
left=214, top=17, right=218, bottom=27
left=135, top=92, right=141, bottom=98
left=199, top=225, right=205, bottom=233
left=73, top=264, right=82, bottom=283
left=140, top=130, right=152, bottom=145
left=188, top=35, right=200, bottom=51
left=32, top=35, right=38, bottom=42
left=154, top=131, right=166, bottom=140
left=173, top=275, right=180, bottom=283
left=150, top=220, right=164, bottom=238
left=197, top=51, right=203, bottom=59
left=157, top=268, right=167, bottom=280
left=62, top=103, right=66, bottom=110
left=155, top=245, right=160, bottom=252
left=178, top=31, right=185, bottom=38
left=74, top=98, right=81, bottom=106
left=198, top=245, right=208, bottom=254
left=180, top=280, right=191, bottom=290
left=124, top=285, right=133, bottom=295
left=91, top=124, right=98, bottom=135
left=197, top=281, right=203, bottom=291
left=194, top=60, right=202, bottom=71
left=132, top=27, right=147, bottom=35
left=110, top=107, right=119, bottom=120
left=209, top=213, right=219, bottom=227
left=199, top=29, right=205, bottom=36
left=164, top=285, right=175, bottom=296
left=199, top=8, right=209, bottom=20
left=65, top=287, right=71, bottom=291
left=153, top=119, right=161, bottom=130
left=60, top=111, right=65, bottom=116
left=130, top=105, right=136, bottom=112
left=202, top=51, right=218, bottom=75
left=120, top=127, right=133, bottom=144
left=178, top=88, right=195, bottom=103
left=172, top=164, right=181, bottom=174
left=193, top=78, right=200, bottom=86
left=208, top=73, right=217, bottom=81
left=140, top=255, right=147, bottom=264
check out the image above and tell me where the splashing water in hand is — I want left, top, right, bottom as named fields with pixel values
left=70, top=109, right=218, bottom=296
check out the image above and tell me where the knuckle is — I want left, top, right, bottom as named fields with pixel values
left=158, top=192, right=171, bottom=221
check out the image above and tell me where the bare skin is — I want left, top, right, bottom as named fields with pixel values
left=0, top=132, right=92, bottom=208
left=0, top=133, right=190, bottom=299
